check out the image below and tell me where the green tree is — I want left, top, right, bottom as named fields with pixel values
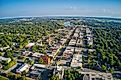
left=0, top=75, right=9, bottom=80
left=102, top=65, right=106, bottom=71
left=38, top=58, right=44, bottom=64
left=0, top=52, right=3, bottom=56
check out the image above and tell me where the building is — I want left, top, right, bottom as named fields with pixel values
left=63, top=47, right=74, bottom=59
left=32, top=52, right=44, bottom=58
left=60, top=38, right=67, bottom=45
left=70, top=54, right=82, bottom=68
left=22, top=51, right=32, bottom=56
left=16, top=63, right=30, bottom=73
left=32, top=64, right=47, bottom=69
left=0, top=56, right=11, bottom=63
left=76, top=39, right=83, bottom=47
left=25, top=43, right=35, bottom=48
left=69, top=39, right=76, bottom=46
left=75, top=48, right=82, bottom=52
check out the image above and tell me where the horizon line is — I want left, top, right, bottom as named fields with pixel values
left=0, top=15, right=121, bottom=19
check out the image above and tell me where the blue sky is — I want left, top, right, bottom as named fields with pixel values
left=0, top=0, right=121, bottom=18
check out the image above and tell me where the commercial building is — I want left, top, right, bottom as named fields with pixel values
left=70, top=54, right=82, bottom=68
left=16, top=63, right=30, bottom=73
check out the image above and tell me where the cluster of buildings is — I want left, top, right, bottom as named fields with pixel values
left=70, top=27, right=83, bottom=68
left=86, top=27, right=93, bottom=46
left=13, top=27, right=73, bottom=79
left=53, top=24, right=113, bottom=80
left=56, top=27, right=83, bottom=68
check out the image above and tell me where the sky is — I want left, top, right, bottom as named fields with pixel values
left=0, top=0, right=121, bottom=18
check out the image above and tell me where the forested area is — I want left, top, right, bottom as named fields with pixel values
left=0, top=19, right=64, bottom=47
left=0, top=18, right=64, bottom=52
left=83, top=18, right=121, bottom=74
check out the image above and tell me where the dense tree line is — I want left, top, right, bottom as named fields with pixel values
left=85, top=27, right=121, bottom=73
left=0, top=19, right=64, bottom=48
left=64, top=69, right=83, bottom=80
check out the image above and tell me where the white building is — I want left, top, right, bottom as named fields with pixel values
left=33, top=64, right=46, bottom=68
left=0, top=56, right=11, bottom=63
left=26, top=43, right=35, bottom=48
left=16, top=63, right=30, bottom=73
left=69, top=39, right=76, bottom=46
left=32, top=52, right=44, bottom=58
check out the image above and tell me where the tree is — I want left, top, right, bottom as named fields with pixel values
left=7, top=72, right=15, bottom=79
left=38, top=58, right=44, bottom=64
left=18, top=76, right=26, bottom=80
left=24, top=58, right=34, bottom=65
left=4, top=50, right=14, bottom=58
left=0, top=52, right=3, bottom=56
left=0, top=75, right=9, bottom=80
left=22, top=71, right=27, bottom=76
left=102, top=65, right=106, bottom=71
left=15, top=74, right=21, bottom=80
left=49, top=75, right=59, bottom=80
left=3, top=60, right=17, bottom=70
left=32, top=45, right=37, bottom=52
left=109, top=68, right=114, bottom=73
